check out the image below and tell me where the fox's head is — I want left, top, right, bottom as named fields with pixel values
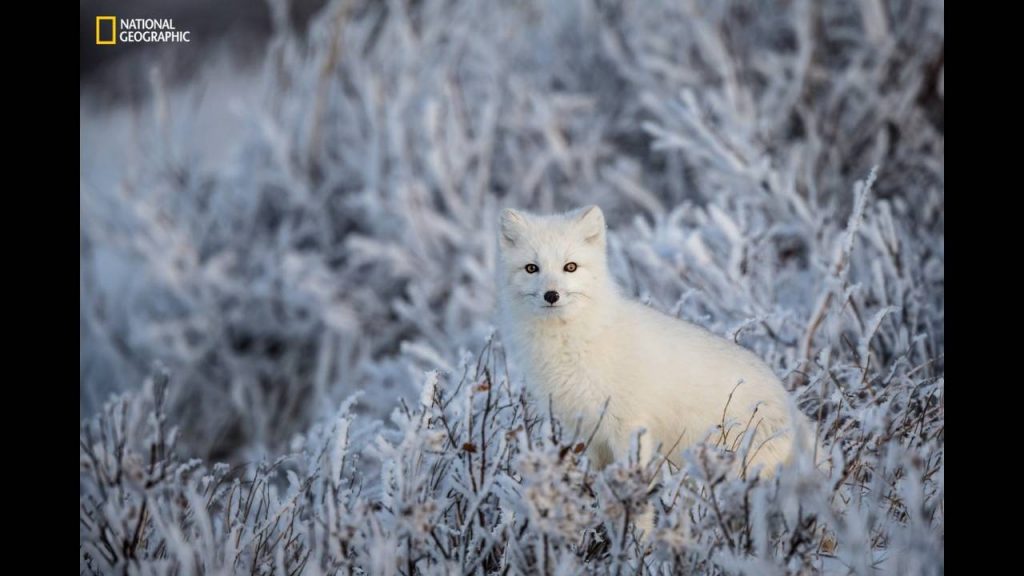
left=497, top=205, right=614, bottom=320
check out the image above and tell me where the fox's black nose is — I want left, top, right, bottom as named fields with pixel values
left=544, top=291, right=560, bottom=304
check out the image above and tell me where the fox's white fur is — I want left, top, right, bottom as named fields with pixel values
left=497, top=205, right=817, bottom=478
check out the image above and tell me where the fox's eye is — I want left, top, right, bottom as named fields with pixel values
left=525, top=264, right=539, bottom=274
left=563, top=262, right=578, bottom=273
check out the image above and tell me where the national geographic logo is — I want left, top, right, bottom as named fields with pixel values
left=95, top=17, right=192, bottom=45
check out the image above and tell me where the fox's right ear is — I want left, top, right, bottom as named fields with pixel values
left=575, top=205, right=606, bottom=245
left=500, top=208, right=527, bottom=249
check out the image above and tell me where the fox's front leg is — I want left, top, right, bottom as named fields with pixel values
left=585, top=440, right=615, bottom=469
left=609, top=424, right=658, bottom=538
left=612, top=425, right=656, bottom=468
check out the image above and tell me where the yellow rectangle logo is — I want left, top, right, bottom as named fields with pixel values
left=96, top=16, right=116, bottom=45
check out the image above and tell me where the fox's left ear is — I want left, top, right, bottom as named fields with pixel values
left=500, top=208, right=528, bottom=249
left=574, top=205, right=605, bottom=245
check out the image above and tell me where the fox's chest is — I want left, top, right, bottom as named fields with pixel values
left=519, top=332, right=621, bottom=423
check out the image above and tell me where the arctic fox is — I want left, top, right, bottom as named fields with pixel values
left=497, top=205, right=816, bottom=478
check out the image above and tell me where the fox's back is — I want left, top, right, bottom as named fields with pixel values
left=602, top=301, right=798, bottom=461
left=613, top=302, right=785, bottom=397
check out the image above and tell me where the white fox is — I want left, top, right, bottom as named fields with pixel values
left=497, top=205, right=817, bottom=479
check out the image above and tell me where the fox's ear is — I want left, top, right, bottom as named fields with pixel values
left=575, top=205, right=605, bottom=245
left=500, top=208, right=527, bottom=249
